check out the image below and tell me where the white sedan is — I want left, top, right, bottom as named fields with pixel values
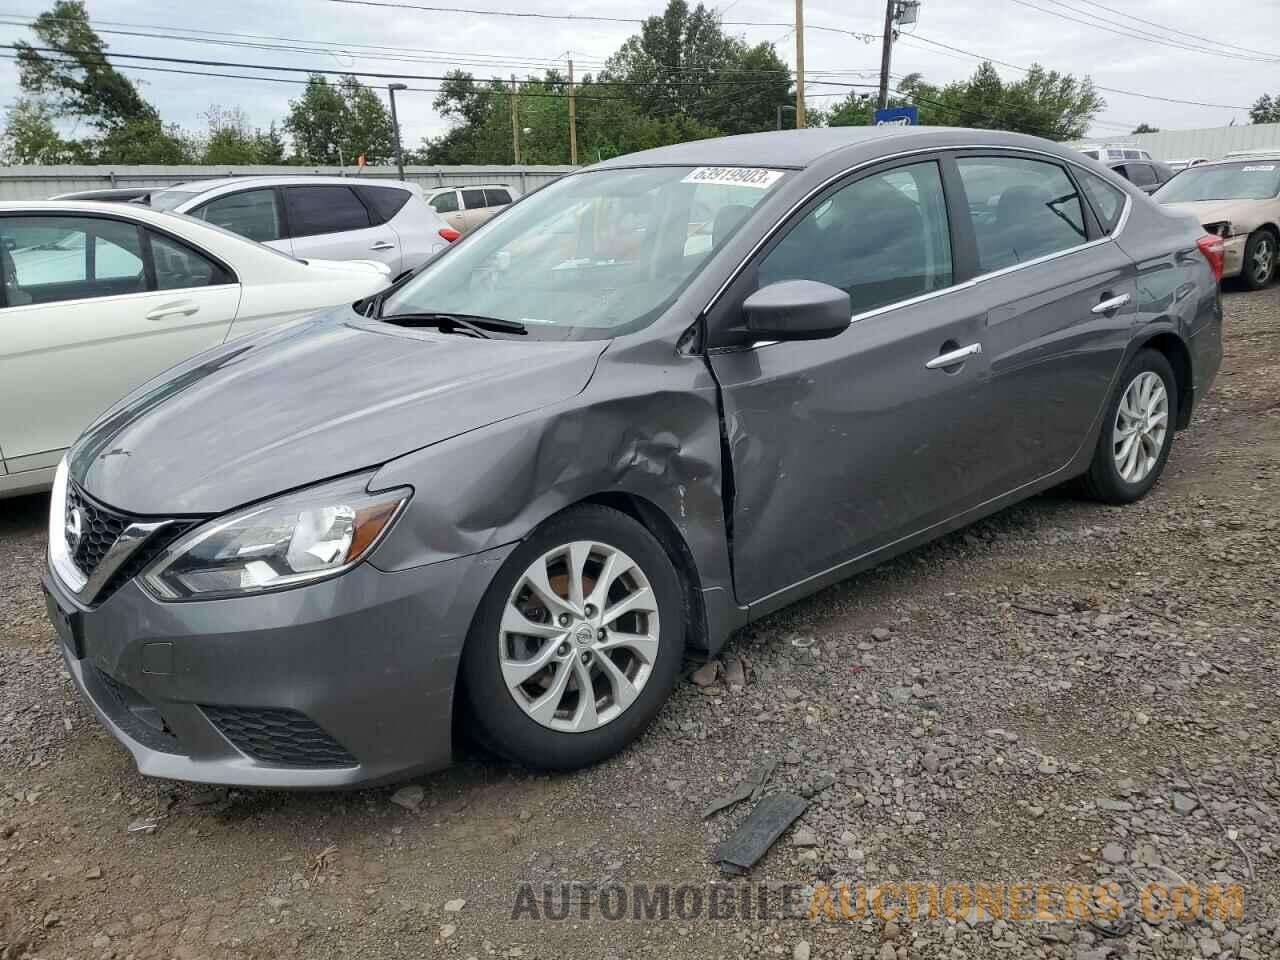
left=0, top=200, right=391, bottom=498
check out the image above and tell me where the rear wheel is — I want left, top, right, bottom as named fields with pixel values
left=461, top=504, right=684, bottom=770
left=1078, top=348, right=1177, bottom=504
left=1242, top=229, right=1276, bottom=290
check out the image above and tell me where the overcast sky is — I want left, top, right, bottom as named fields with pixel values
left=1, top=0, right=1277, bottom=156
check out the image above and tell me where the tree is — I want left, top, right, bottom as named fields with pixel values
left=1132, top=123, right=1159, bottom=134
left=0, top=97, right=78, bottom=163
left=14, top=0, right=156, bottom=132
left=285, top=75, right=395, bottom=165
left=199, top=106, right=289, bottom=164
left=1250, top=94, right=1280, bottom=124
left=95, top=117, right=193, bottom=163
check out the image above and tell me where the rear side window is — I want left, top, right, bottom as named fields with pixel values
left=356, top=186, right=412, bottom=224
left=484, top=188, right=513, bottom=206
left=147, top=232, right=230, bottom=290
left=430, top=191, right=459, bottom=213
left=956, top=156, right=1087, bottom=273
left=759, top=160, right=953, bottom=316
left=1126, top=163, right=1157, bottom=187
left=461, top=188, right=487, bottom=209
left=1077, top=170, right=1127, bottom=233
left=194, top=189, right=282, bottom=243
left=285, top=186, right=371, bottom=237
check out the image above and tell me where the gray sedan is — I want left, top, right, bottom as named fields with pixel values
left=43, top=127, right=1222, bottom=787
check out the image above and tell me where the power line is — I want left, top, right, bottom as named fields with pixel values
left=1061, top=0, right=1277, bottom=59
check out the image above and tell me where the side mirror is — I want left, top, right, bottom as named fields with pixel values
left=742, top=280, right=851, bottom=341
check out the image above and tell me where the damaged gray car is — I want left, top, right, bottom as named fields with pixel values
left=44, top=127, right=1222, bottom=787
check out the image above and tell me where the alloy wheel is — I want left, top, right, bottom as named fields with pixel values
left=1252, top=235, right=1275, bottom=286
left=499, top=541, right=659, bottom=733
left=1113, top=371, right=1169, bottom=484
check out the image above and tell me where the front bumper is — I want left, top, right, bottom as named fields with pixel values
left=1221, top=233, right=1248, bottom=279
left=44, top=542, right=512, bottom=788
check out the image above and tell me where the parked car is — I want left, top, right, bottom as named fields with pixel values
left=148, top=177, right=454, bottom=275
left=1105, top=157, right=1175, bottom=195
left=0, top=200, right=391, bottom=498
left=426, top=183, right=519, bottom=234
left=1076, top=143, right=1155, bottom=162
left=1167, top=158, right=1209, bottom=172
left=49, top=187, right=155, bottom=204
left=44, top=127, right=1221, bottom=788
left=1153, top=156, right=1280, bottom=289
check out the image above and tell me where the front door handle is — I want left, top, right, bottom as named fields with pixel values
left=1092, top=293, right=1131, bottom=314
left=369, top=240, right=395, bottom=251
left=926, top=342, right=982, bottom=370
left=146, top=301, right=199, bottom=321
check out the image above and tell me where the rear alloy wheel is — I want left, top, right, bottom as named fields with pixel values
left=1079, top=348, right=1178, bottom=504
left=461, top=505, right=683, bottom=770
left=1243, top=230, right=1276, bottom=290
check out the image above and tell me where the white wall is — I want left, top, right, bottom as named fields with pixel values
left=1071, top=123, right=1280, bottom=162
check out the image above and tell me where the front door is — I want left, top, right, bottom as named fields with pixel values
left=0, top=214, right=240, bottom=465
left=284, top=185, right=403, bottom=271
left=707, top=157, right=1000, bottom=605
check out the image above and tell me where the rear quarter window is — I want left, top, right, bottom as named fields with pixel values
left=1077, top=170, right=1127, bottom=233
left=356, top=186, right=412, bottom=224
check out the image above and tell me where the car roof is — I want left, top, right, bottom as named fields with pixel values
left=426, top=183, right=515, bottom=192
left=587, top=126, right=1079, bottom=171
left=0, top=199, right=189, bottom=222
left=158, top=175, right=418, bottom=193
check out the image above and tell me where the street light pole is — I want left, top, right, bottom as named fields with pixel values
left=387, top=82, right=407, bottom=180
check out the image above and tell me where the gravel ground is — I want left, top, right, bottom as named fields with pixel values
left=2, top=286, right=1278, bottom=960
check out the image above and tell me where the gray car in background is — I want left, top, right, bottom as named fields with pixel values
left=44, top=127, right=1222, bottom=787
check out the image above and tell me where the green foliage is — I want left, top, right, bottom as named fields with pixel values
left=1250, top=94, right=1280, bottom=124
left=95, top=116, right=193, bottom=164
left=14, top=0, right=155, bottom=132
left=285, top=75, right=395, bottom=165
left=0, top=97, right=81, bottom=163
left=199, top=106, right=287, bottom=164
left=1131, top=123, right=1159, bottom=134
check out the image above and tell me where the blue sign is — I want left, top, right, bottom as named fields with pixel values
left=873, top=106, right=919, bottom=127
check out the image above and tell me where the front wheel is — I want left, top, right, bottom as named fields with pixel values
left=460, top=504, right=685, bottom=770
left=1078, top=348, right=1178, bottom=504
left=1242, top=230, right=1276, bottom=290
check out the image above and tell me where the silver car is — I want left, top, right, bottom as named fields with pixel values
left=149, top=176, right=454, bottom=275
left=44, top=128, right=1222, bottom=788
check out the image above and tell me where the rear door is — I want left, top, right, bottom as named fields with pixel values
left=429, top=189, right=467, bottom=234
left=950, top=152, right=1137, bottom=490
left=707, top=156, right=1002, bottom=605
left=0, top=213, right=240, bottom=465
left=284, top=185, right=401, bottom=270
left=460, top=188, right=492, bottom=231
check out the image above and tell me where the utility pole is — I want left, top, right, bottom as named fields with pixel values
left=510, top=74, right=521, bottom=165
left=878, top=0, right=895, bottom=110
left=794, top=0, right=806, bottom=128
left=568, top=59, right=578, bottom=165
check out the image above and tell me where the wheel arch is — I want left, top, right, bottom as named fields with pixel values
left=1135, top=330, right=1194, bottom=429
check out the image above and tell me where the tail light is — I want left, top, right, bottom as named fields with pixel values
left=438, top=227, right=461, bottom=243
left=1196, top=233, right=1225, bottom=282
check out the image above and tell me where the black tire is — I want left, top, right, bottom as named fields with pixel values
left=1241, top=229, right=1277, bottom=290
left=460, top=504, right=685, bottom=771
left=1079, top=348, right=1178, bottom=504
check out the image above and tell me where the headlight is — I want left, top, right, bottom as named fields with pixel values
left=142, top=474, right=411, bottom=600
left=1203, top=221, right=1233, bottom=239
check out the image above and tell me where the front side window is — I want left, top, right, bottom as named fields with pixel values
left=285, top=186, right=371, bottom=237
left=381, top=165, right=788, bottom=338
left=1, top=215, right=144, bottom=306
left=461, top=188, right=487, bottom=209
left=957, top=156, right=1087, bottom=273
left=1154, top=162, right=1280, bottom=202
left=194, top=189, right=281, bottom=243
left=430, top=190, right=459, bottom=213
left=1126, top=163, right=1157, bottom=187
left=759, top=161, right=953, bottom=316
left=1077, top=170, right=1127, bottom=233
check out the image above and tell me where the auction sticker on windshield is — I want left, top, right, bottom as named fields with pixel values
left=681, top=167, right=784, bottom=189
left=1243, top=165, right=1276, bottom=172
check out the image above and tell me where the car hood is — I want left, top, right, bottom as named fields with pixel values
left=70, top=311, right=607, bottom=515
left=1160, top=198, right=1271, bottom=230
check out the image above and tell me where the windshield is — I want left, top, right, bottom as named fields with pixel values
left=149, top=187, right=207, bottom=211
left=1154, top=162, right=1280, bottom=202
left=380, top=165, right=787, bottom=339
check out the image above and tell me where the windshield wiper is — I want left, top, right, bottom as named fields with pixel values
left=379, top=312, right=528, bottom=337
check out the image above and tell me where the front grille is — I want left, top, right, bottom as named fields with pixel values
left=202, top=706, right=357, bottom=768
left=66, top=483, right=129, bottom=576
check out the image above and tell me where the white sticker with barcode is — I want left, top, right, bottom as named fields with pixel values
left=681, top=167, right=784, bottom=189
left=1243, top=164, right=1276, bottom=171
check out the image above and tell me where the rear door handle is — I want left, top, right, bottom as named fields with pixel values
left=369, top=240, right=396, bottom=251
left=1092, top=293, right=1131, bottom=314
left=146, top=301, right=199, bottom=321
left=926, top=343, right=982, bottom=370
